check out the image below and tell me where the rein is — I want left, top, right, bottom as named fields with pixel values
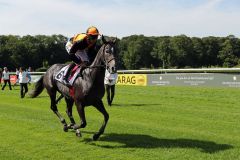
left=88, top=65, right=105, bottom=68
left=87, top=43, right=115, bottom=69
left=88, top=58, right=115, bottom=68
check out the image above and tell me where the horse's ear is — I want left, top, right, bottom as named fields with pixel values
left=112, top=37, right=117, bottom=44
left=101, top=35, right=107, bottom=44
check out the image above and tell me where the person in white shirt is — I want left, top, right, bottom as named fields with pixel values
left=104, top=69, right=118, bottom=106
left=1, top=67, right=12, bottom=90
left=18, top=67, right=28, bottom=98
left=13, top=68, right=19, bottom=86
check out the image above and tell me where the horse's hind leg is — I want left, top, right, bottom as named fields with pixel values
left=65, top=98, right=76, bottom=129
left=48, top=90, right=68, bottom=132
left=92, top=99, right=109, bottom=141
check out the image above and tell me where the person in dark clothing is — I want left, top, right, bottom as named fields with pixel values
left=1, top=67, right=12, bottom=90
left=18, top=67, right=28, bottom=98
left=104, top=69, right=118, bottom=106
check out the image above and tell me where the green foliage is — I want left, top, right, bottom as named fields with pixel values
left=0, top=86, right=240, bottom=159
left=192, top=37, right=206, bottom=67
left=218, top=36, right=240, bottom=67
left=0, top=35, right=68, bottom=70
left=119, top=34, right=240, bottom=69
left=170, top=35, right=194, bottom=68
left=151, top=36, right=172, bottom=68
left=1, top=34, right=240, bottom=70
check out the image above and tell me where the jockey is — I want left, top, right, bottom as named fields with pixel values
left=64, top=26, right=100, bottom=85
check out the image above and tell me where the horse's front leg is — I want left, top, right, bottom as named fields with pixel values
left=56, top=94, right=64, bottom=104
left=92, top=99, right=109, bottom=141
left=73, top=102, right=87, bottom=137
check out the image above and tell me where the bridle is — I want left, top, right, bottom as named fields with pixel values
left=89, top=43, right=115, bottom=70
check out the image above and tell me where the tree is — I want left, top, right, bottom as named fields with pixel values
left=121, top=35, right=154, bottom=69
left=1, top=34, right=240, bottom=70
left=202, top=37, right=221, bottom=67
left=191, top=37, right=206, bottom=67
left=170, top=35, right=194, bottom=68
left=151, top=37, right=172, bottom=68
left=218, top=36, right=240, bottom=67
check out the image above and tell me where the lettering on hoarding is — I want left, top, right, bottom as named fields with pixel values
left=117, top=76, right=136, bottom=84
left=176, top=76, right=214, bottom=80
left=222, top=81, right=240, bottom=87
left=117, top=74, right=147, bottom=86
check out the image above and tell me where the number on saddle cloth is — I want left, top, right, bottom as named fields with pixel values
left=55, top=65, right=69, bottom=82
left=55, top=64, right=81, bottom=86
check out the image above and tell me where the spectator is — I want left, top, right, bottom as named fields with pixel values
left=13, top=68, right=19, bottom=87
left=104, top=69, right=118, bottom=106
left=27, top=67, right=32, bottom=84
left=1, top=67, right=12, bottom=90
left=19, top=67, right=28, bottom=98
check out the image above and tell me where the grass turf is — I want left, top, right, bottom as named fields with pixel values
left=0, top=85, right=240, bottom=160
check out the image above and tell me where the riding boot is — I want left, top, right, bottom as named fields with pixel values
left=63, top=63, right=76, bottom=86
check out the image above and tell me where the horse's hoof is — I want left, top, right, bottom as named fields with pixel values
left=76, top=130, right=82, bottom=137
left=93, top=134, right=100, bottom=141
left=76, top=132, right=82, bottom=137
left=73, top=124, right=80, bottom=130
left=67, top=124, right=75, bottom=129
left=63, top=125, right=68, bottom=132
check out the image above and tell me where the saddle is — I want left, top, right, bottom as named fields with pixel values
left=55, top=64, right=83, bottom=86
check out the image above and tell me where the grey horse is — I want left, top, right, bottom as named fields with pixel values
left=29, top=37, right=117, bottom=140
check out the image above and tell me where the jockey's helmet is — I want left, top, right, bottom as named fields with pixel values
left=86, top=26, right=99, bottom=36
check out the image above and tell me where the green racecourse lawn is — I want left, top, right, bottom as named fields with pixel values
left=0, top=85, right=240, bottom=160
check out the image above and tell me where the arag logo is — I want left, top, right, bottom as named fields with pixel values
left=136, top=75, right=146, bottom=86
left=117, top=74, right=147, bottom=86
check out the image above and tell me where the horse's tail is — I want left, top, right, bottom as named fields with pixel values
left=29, top=75, right=44, bottom=98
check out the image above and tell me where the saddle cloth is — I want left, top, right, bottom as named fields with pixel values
left=55, top=64, right=81, bottom=86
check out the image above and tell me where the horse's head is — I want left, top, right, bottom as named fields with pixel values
left=101, top=35, right=117, bottom=74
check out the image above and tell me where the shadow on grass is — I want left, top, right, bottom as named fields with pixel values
left=83, top=133, right=233, bottom=154
left=112, top=103, right=162, bottom=107
left=26, top=95, right=49, bottom=98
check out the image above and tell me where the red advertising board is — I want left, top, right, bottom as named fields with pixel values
left=10, top=75, right=17, bottom=83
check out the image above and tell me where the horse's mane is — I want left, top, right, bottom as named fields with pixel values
left=89, top=37, right=116, bottom=67
left=90, top=44, right=105, bottom=67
